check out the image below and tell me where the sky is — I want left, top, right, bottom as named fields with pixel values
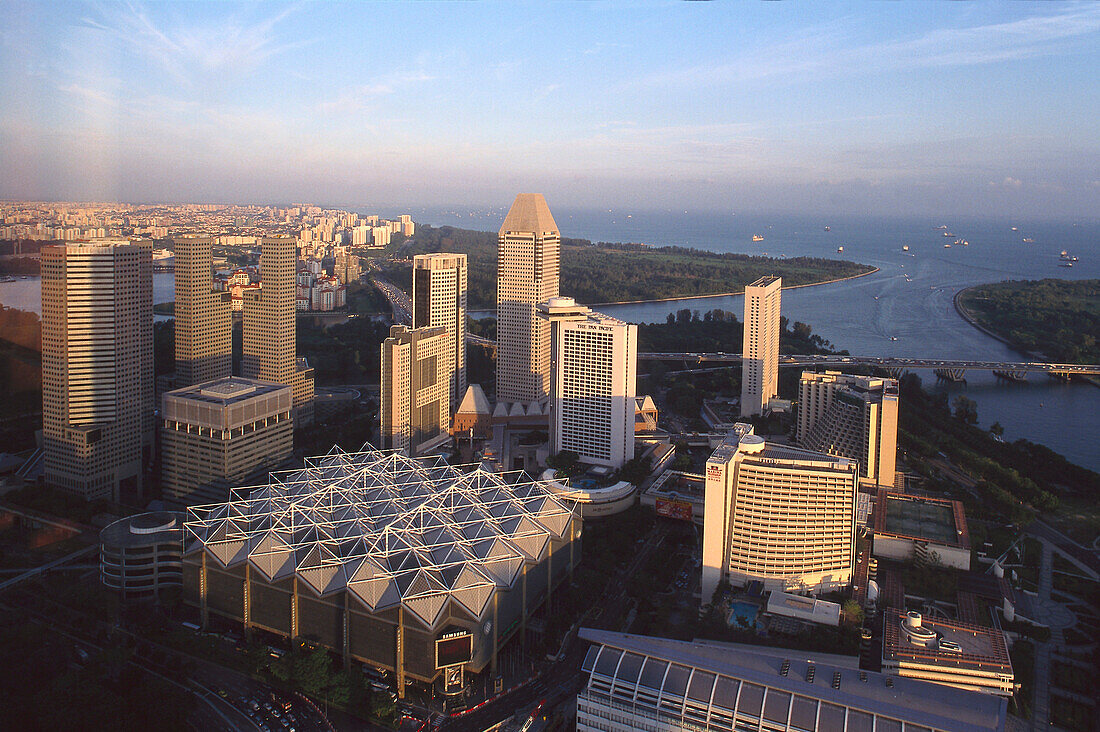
left=1, top=1, right=1098, bottom=219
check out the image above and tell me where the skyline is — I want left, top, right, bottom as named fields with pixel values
left=2, top=2, right=1099, bottom=218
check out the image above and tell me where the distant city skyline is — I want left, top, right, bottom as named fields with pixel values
left=2, top=2, right=1098, bottom=218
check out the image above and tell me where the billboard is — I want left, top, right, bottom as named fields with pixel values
left=655, top=497, right=693, bottom=521
left=435, top=631, right=473, bottom=669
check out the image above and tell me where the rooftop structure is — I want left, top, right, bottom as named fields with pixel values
left=765, top=591, right=842, bottom=627
left=577, top=628, right=1008, bottom=732
left=100, top=511, right=185, bottom=600
left=873, top=491, right=971, bottom=570
left=452, top=384, right=493, bottom=439
left=642, top=470, right=705, bottom=525
left=881, top=610, right=1013, bottom=697
left=182, top=446, right=579, bottom=691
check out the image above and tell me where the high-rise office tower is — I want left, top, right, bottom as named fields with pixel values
left=174, top=237, right=232, bottom=388
left=797, top=371, right=900, bottom=487
left=538, top=297, right=637, bottom=468
left=380, top=325, right=450, bottom=456
left=740, top=275, right=782, bottom=417
left=702, top=425, right=857, bottom=600
left=496, top=194, right=560, bottom=404
left=242, top=237, right=315, bottom=425
left=412, top=253, right=467, bottom=411
left=160, top=377, right=293, bottom=505
left=41, top=239, right=154, bottom=501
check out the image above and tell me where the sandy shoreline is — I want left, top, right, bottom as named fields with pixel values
left=585, top=265, right=880, bottom=308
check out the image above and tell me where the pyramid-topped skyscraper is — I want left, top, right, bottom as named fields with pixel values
left=496, top=194, right=560, bottom=404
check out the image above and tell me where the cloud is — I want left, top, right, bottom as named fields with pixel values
left=319, top=70, right=436, bottom=113
left=80, top=1, right=313, bottom=85
left=638, top=6, right=1100, bottom=89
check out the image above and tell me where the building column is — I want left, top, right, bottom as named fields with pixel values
left=342, top=593, right=350, bottom=668
left=291, top=576, right=299, bottom=639
left=244, top=563, right=252, bottom=637
left=491, top=592, right=499, bottom=677
left=521, top=563, right=527, bottom=648
left=396, top=606, right=406, bottom=700
left=200, top=552, right=209, bottom=630
left=547, top=541, right=554, bottom=608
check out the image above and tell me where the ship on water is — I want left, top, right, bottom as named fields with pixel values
left=752, top=234, right=764, bottom=241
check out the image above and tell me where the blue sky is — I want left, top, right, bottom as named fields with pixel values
left=1, top=1, right=1098, bottom=218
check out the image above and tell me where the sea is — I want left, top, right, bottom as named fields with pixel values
left=2, top=210, right=1098, bottom=471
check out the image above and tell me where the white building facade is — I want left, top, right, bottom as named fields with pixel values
left=740, top=275, right=782, bottom=417
left=539, top=297, right=637, bottom=469
left=412, top=253, right=467, bottom=411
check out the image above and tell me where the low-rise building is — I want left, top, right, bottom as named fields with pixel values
left=882, top=610, right=1014, bottom=697
left=872, top=491, right=971, bottom=570
left=100, top=511, right=184, bottom=600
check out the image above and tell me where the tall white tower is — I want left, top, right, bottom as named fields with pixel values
left=740, top=276, right=782, bottom=417
left=412, top=253, right=467, bottom=411
left=496, top=194, right=560, bottom=404
left=538, top=297, right=637, bottom=469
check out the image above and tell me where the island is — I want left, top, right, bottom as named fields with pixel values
left=384, top=224, right=877, bottom=310
left=956, top=279, right=1100, bottom=364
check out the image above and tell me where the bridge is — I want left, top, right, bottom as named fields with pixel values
left=463, top=334, right=1099, bottom=382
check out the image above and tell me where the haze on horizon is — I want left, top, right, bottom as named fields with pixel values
left=1, top=1, right=1098, bottom=220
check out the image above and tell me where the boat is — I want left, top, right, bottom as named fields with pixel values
left=1011, top=226, right=1018, bottom=231
left=1060, top=250, right=1068, bottom=257
left=752, top=234, right=765, bottom=242
left=959, top=239, right=969, bottom=246
left=1059, top=262, right=1074, bottom=268
left=902, top=245, right=909, bottom=251
left=837, top=246, right=844, bottom=253
left=1022, top=237, right=1034, bottom=243
left=0, top=275, right=15, bottom=283
left=936, top=225, right=948, bottom=230
left=824, top=226, right=830, bottom=232
left=943, top=231, right=953, bottom=237
left=890, top=336, right=899, bottom=341
left=944, top=243, right=951, bottom=248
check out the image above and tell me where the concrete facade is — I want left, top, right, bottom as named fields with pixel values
left=740, top=276, right=781, bottom=417
left=413, top=253, right=467, bottom=412
left=381, top=325, right=450, bottom=456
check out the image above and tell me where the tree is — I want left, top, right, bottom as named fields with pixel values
left=666, top=313, right=676, bottom=325
left=990, top=422, right=1005, bottom=437
left=952, top=395, right=979, bottom=424
left=842, top=600, right=865, bottom=624
left=676, top=308, right=692, bottom=324
left=547, top=450, right=581, bottom=476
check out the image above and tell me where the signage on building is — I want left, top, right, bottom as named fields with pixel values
left=656, top=498, right=693, bottom=521
left=435, top=630, right=473, bottom=669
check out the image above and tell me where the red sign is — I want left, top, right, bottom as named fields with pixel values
left=656, top=498, right=693, bottom=521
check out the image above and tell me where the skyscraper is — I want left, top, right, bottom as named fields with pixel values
left=797, top=371, right=900, bottom=487
left=740, top=275, right=781, bottom=417
left=242, top=237, right=315, bottom=425
left=380, top=325, right=450, bottom=456
left=538, top=297, right=637, bottom=468
left=41, top=239, right=154, bottom=501
left=173, top=237, right=232, bottom=387
left=412, top=253, right=467, bottom=411
left=496, top=194, right=560, bottom=404
left=702, top=426, right=857, bottom=599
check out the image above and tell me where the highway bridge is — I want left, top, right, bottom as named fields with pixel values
left=464, top=334, right=1100, bottom=382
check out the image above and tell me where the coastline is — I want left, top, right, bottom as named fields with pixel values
left=586, top=265, right=880, bottom=308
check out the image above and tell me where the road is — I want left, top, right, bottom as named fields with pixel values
left=371, top=277, right=411, bottom=325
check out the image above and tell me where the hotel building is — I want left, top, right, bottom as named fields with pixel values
left=496, top=194, right=560, bottom=404
left=577, top=628, right=1008, bottom=732
left=160, top=377, right=293, bottom=506
left=41, top=239, right=154, bottom=501
left=380, top=325, right=450, bottom=456
left=174, top=237, right=232, bottom=388
left=702, top=426, right=858, bottom=600
left=797, top=371, right=899, bottom=487
left=242, top=237, right=314, bottom=425
left=740, top=276, right=782, bottom=417
left=538, top=297, right=637, bottom=469
left=412, top=253, right=468, bottom=411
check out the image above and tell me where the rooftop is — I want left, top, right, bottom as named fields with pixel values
left=882, top=609, right=1012, bottom=673
left=167, top=376, right=290, bottom=406
left=183, top=445, right=576, bottom=628
left=874, top=491, right=969, bottom=548
left=499, top=193, right=558, bottom=236
left=580, top=628, right=1007, bottom=732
